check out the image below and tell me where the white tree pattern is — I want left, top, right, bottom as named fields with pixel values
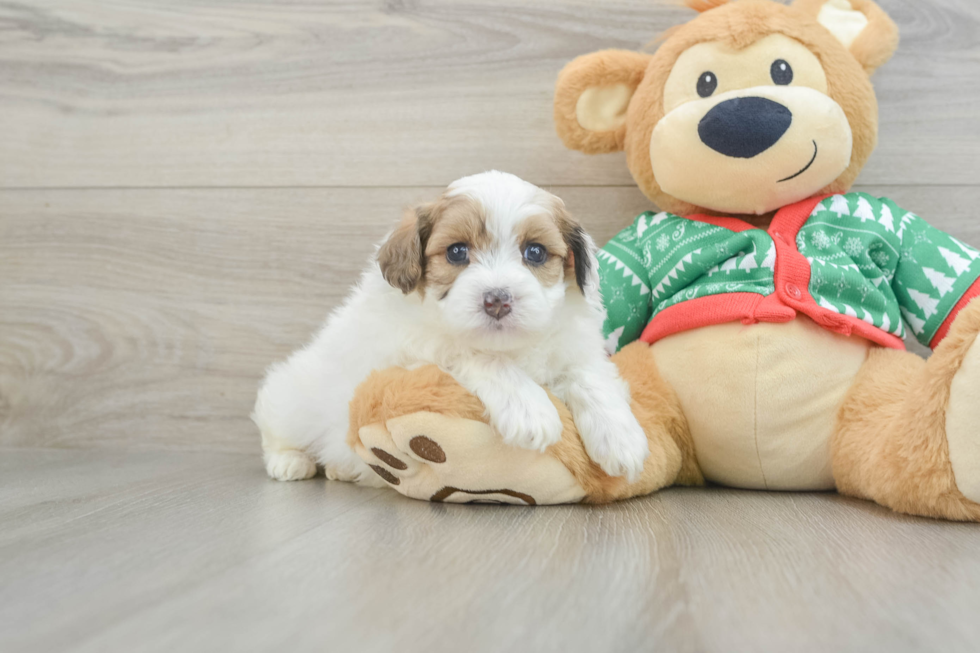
left=597, top=194, right=980, bottom=352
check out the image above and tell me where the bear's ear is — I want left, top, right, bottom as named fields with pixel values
left=794, top=0, right=899, bottom=74
left=554, top=50, right=652, bottom=154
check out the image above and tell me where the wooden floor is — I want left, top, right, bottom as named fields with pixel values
left=5, top=449, right=980, bottom=653
left=1, top=0, right=979, bottom=651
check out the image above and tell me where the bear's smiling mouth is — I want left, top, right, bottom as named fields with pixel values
left=778, top=140, right=819, bottom=183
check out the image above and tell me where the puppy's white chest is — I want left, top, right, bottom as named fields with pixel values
left=515, top=350, right=563, bottom=386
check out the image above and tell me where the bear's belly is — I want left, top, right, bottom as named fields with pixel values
left=650, top=316, right=872, bottom=491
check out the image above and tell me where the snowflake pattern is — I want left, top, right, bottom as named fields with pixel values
left=844, top=237, right=864, bottom=258
left=656, top=234, right=670, bottom=252
left=870, top=247, right=890, bottom=268
left=609, top=285, right=626, bottom=304
left=811, top=269, right=826, bottom=292
left=812, top=230, right=832, bottom=250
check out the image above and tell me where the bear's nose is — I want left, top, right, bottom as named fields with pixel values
left=698, top=97, right=793, bottom=159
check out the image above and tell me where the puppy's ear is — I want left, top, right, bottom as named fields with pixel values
left=377, top=204, right=433, bottom=294
left=553, top=204, right=600, bottom=298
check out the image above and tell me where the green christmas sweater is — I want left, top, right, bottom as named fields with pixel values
left=598, top=193, right=980, bottom=353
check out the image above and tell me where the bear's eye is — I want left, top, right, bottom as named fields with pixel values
left=771, top=59, right=793, bottom=85
left=446, top=243, right=469, bottom=265
left=697, top=72, right=718, bottom=98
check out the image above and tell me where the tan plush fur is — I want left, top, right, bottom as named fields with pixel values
left=558, top=341, right=705, bottom=503
left=833, top=299, right=980, bottom=522
left=684, top=0, right=731, bottom=12
left=554, top=50, right=652, bottom=154
left=554, top=0, right=895, bottom=217
left=793, top=0, right=899, bottom=74
left=611, top=342, right=704, bottom=488
left=348, top=342, right=703, bottom=504
left=348, top=365, right=489, bottom=446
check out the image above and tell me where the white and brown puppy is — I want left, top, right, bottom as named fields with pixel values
left=254, top=171, right=649, bottom=485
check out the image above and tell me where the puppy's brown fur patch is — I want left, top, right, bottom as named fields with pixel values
left=423, top=195, right=489, bottom=299
left=517, top=213, right=569, bottom=287
left=377, top=206, right=433, bottom=294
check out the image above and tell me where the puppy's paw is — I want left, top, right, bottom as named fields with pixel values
left=491, top=388, right=564, bottom=452
left=324, top=460, right=387, bottom=488
left=579, top=410, right=649, bottom=481
left=265, top=450, right=318, bottom=481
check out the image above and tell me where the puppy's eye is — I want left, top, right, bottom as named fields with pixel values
left=523, top=243, right=547, bottom=265
left=771, top=59, right=793, bottom=85
left=446, top=243, right=469, bottom=265
left=697, top=72, right=717, bottom=98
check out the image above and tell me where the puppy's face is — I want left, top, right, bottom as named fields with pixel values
left=378, top=172, right=596, bottom=350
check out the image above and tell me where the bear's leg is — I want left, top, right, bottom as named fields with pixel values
left=833, top=300, right=980, bottom=521
left=347, top=342, right=702, bottom=504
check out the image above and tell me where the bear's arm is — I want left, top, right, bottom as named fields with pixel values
left=886, top=198, right=980, bottom=349
left=596, top=220, right=654, bottom=353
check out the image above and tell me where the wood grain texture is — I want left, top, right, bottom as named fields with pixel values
left=3, top=185, right=976, bottom=452
left=2, top=449, right=980, bottom=653
left=0, top=0, right=978, bottom=188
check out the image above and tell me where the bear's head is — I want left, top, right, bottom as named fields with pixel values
left=554, top=0, right=899, bottom=217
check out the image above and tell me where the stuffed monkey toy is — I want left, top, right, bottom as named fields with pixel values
left=347, top=0, right=980, bottom=521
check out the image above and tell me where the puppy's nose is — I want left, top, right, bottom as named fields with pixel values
left=483, top=288, right=512, bottom=320
left=698, top=97, right=792, bottom=158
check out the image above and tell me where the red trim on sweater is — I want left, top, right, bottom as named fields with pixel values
left=837, top=314, right=905, bottom=349
left=768, top=195, right=830, bottom=238
left=687, top=214, right=756, bottom=233
left=930, top=279, right=980, bottom=348
left=639, top=293, right=795, bottom=344
left=641, top=194, right=905, bottom=350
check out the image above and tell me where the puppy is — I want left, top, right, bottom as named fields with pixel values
left=253, top=171, right=650, bottom=485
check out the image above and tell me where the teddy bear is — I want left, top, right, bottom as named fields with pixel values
left=345, top=0, right=980, bottom=521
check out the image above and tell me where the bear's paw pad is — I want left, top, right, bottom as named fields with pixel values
left=353, top=411, right=586, bottom=505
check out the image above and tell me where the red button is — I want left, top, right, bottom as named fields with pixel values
left=785, top=283, right=802, bottom=299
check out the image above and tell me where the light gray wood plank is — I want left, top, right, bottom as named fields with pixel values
left=0, top=449, right=386, bottom=653
left=1, top=185, right=976, bottom=451
left=0, top=0, right=978, bottom=188
left=2, top=449, right=980, bottom=653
